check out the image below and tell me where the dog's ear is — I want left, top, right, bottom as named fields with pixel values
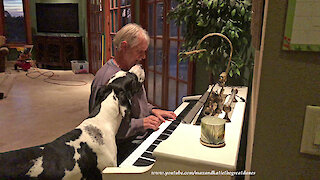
left=117, top=90, right=131, bottom=117
left=94, top=85, right=111, bottom=108
left=89, top=85, right=113, bottom=118
left=130, top=78, right=142, bottom=95
left=129, top=64, right=145, bottom=83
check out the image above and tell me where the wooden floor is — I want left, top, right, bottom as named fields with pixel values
left=0, top=62, right=94, bottom=152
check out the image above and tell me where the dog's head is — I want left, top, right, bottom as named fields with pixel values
left=107, top=64, right=145, bottom=99
left=90, top=65, right=145, bottom=118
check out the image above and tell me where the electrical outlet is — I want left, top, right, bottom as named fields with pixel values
left=300, top=106, right=320, bottom=156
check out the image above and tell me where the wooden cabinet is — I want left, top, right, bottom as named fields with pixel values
left=34, top=35, right=83, bottom=69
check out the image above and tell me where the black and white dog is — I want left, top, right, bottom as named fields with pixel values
left=0, top=65, right=145, bottom=180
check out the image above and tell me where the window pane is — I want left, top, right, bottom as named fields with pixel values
left=181, top=21, right=186, bottom=38
left=4, top=0, right=26, bottom=43
left=148, top=4, right=154, bottom=36
left=170, top=20, right=178, bottom=38
left=147, top=71, right=154, bottom=102
left=178, top=82, right=187, bottom=105
left=179, top=59, right=188, bottom=81
left=156, top=2, right=163, bottom=36
left=115, top=10, right=118, bottom=31
left=148, top=39, right=154, bottom=69
left=111, top=35, right=115, bottom=57
left=155, top=73, right=162, bottom=106
left=111, top=10, right=115, bottom=32
left=168, top=79, right=177, bottom=110
left=155, top=39, right=163, bottom=72
left=170, top=0, right=178, bottom=38
left=169, top=41, right=177, bottom=77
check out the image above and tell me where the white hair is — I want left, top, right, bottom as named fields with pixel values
left=113, top=23, right=150, bottom=49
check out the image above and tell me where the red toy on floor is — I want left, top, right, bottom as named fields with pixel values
left=14, top=47, right=32, bottom=71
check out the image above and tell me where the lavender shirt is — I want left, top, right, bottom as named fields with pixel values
left=89, top=59, right=154, bottom=140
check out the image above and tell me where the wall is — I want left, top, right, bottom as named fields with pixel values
left=250, top=1, right=320, bottom=179
left=29, top=0, right=88, bottom=61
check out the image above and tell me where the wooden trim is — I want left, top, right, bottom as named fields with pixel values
left=0, top=0, right=4, bottom=36
left=251, top=0, right=264, bottom=50
left=131, top=0, right=135, bottom=22
left=23, top=0, right=32, bottom=44
left=86, top=0, right=93, bottom=73
left=104, top=0, right=111, bottom=62
left=162, top=0, right=169, bottom=109
left=117, top=0, right=121, bottom=30
left=152, top=1, right=156, bottom=105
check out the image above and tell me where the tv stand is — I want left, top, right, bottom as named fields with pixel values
left=34, top=35, right=83, bottom=69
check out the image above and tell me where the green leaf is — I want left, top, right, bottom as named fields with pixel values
left=229, top=70, right=233, bottom=77
left=241, top=7, right=246, bottom=16
left=235, top=32, right=239, bottom=39
left=231, top=31, right=235, bottom=38
left=231, top=9, right=236, bottom=17
left=236, top=69, right=241, bottom=76
left=208, top=0, right=213, bottom=7
left=213, top=0, right=218, bottom=7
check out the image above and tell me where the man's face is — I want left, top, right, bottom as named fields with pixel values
left=122, top=36, right=148, bottom=70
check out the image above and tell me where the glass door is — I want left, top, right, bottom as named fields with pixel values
left=143, top=0, right=194, bottom=110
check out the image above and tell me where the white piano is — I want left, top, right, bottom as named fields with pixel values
left=103, top=85, right=248, bottom=179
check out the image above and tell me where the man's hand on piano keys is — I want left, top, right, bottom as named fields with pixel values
left=151, top=109, right=177, bottom=122
left=143, top=115, right=163, bottom=131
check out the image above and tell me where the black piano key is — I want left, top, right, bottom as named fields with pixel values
left=171, top=120, right=181, bottom=125
left=153, top=139, right=161, bottom=145
left=133, top=158, right=155, bottom=166
left=157, top=134, right=169, bottom=141
left=167, top=123, right=177, bottom=129
left=141, top=152, right=156, bottom=160
left=147, top=145, right=157, bottom=152
left=163, top=129, right=174, bottom=135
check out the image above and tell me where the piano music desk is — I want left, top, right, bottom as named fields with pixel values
left=103, top=86, right=248, bottom=180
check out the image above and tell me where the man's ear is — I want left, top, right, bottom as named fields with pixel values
left=120, top=41, right=128, bottom=50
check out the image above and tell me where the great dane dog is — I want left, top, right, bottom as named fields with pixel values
left=0, top=65, right=145, bottom=180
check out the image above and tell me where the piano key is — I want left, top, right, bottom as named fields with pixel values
left=162, top=129, right=174, bottom=134
left=157, top=134, right=169, bottom=141
left=146, top=145, right=157, bottom=152
left=133, top=158, right=155, bottom=167
left=141, top=152, right=155, bottom=160
left=153, top=140, right=162, bottom=145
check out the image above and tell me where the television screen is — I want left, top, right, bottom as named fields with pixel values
left=36, top=3, right=79, bottom=33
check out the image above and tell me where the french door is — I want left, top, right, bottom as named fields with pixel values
left=87, top=0, right=104, bottom=74
left=141, top=0, right=194, bottom=110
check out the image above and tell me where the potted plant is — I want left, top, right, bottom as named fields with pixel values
left=168, top=0, right=254, bottom=86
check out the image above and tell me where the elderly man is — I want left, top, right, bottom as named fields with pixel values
left=89, top=23, right=176, bottom=164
